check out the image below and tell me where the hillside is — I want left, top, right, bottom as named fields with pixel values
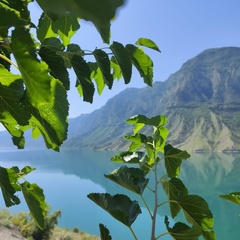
left=65, top=47, right=240, bottom=152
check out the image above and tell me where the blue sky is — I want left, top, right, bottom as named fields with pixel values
left=30, top=0, right=240, bottom=117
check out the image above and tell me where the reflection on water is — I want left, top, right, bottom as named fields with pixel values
left=0, top=149, right=239, bottom=239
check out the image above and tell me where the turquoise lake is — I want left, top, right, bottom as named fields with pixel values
left=0, top=148, right=239, bottom=240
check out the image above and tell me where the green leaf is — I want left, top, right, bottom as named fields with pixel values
left=20, top=181, right=47, bottom=229
left=70, top=55, right=95, bottom=103
left=0, top=166, right=21, bottom=207
left=164, top=144, right=191, bottom=178
left=126, top=44, right=153, bottom=86
left=219, top=192, right=240, bottom=205
left=164, top=216, right=201, bottom=240
left=39, top=42, right=70, bottom=90
left=0, top=1, right=30, bottom=32
left=37, top=13, right=57, bottom=42
left=36, top=0, right=124, bottom=43
left=105, top=166, right=149, bottom=195
left=126, top=114, right=148, bottom=134
left=178, top=195, right=215, bottom=239
left=161, top=178, right=188, bottom=218
left=110, top=42, right=132, bottom=84
left=135, top=38, right=161, bottom=52
left=37, top=12, right=80, bottom=45
left=147, top=115, right=168, bottom=128
left=99, top=224, right=112, bottom=240
left=10, top=27, right=69, bottom=151
left=111, top=151, right=144, bottom=163
left=93, top=49, right=113, bottom=89
left=0, top=66, right=30, bottom=126
left=88, top=62, right=105, bottom=95
left=125, top=133, right=147, bottom=152
left=110, top=58, right=122, bottom=80
left=87, top=193, right=141, bottom=227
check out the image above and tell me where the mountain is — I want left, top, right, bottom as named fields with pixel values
left=65, top=47, right=240, bottom=152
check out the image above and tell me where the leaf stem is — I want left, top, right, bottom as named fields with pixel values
left=151, top=153, right=159, bottom=240
left=156, top=232, right=169, bottom=239
left=129, top=226, right=138, bottom=240
left=0, top=53, right=19, bottom=70
left=140, top=195, right=153, bottom=218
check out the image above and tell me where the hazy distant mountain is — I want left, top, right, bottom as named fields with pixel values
left=65, top=47, right=240, bottom=152
left=0, top=47, right=239, bottom=152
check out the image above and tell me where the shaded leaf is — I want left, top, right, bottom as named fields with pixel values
left=87, top=193, right=141, bottom=227
left=135, top=38, right=161, bottom=52
left=105, top=166, right=149, bottom=195
left=93, top=49, right=113, bottom=89
left=126, top=44, right=153, bottom=86
left=36, top=0, right=124, bottom=43
left=148, top=115, right=168, bottom=128
left=70, top=55, right=94, bottom=103
left=164, top=216, right=201, bottom=240
left=110, top=41, right=132, bottom=84
left=125, top=133, right=147, bottom=152
left=178, top=195, right=215, bottom=239
left=164, top=144, right=191, bottom=178
left=99, top=224, right=112, bottom=240
left=219, top=192, right=240, bottom=205
left=37, top=13, right=57, bottom=42
left=39, top=44, right=70, bottom=90
left=20, top=181, right=47, bottom=229
left=161, top=178, right=188, bottom=218
left=0, top=166, right=21, bottom=207
left=111, top=151, right=144, bottom=164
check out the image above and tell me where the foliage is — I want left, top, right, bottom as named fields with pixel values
left=12, top=207, right=61, bottom=240
left=0, top=0, right=160, bottom=228
left=88, top=114, right=216, bottom=240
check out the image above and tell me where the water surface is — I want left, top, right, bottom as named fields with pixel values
left=0, top=149, right=239, bottom=239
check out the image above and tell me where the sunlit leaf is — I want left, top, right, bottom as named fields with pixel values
left=87, top=193, right=141, bottom=227
left=105, top=166, right=149, bottom=195
left=10, top=27, right=69, bottom=151
left=135, top=38, right=161, bottom=52
left=99, top=224, right=112, bottom=240
left=110, top=58, right=122, bottom=81
left=219, top=192, right=240, bottom=205
left=161, top=178, right=188, bottom=218
left=111, top=151, right=144, bottom=163
left=126, top=44, right=153, bottom=86
left=0, top=166, right=21, bottom=207
left=20, top=181, right=47, bottom=229
left=164, top=144, right=191, bottom=178
left=110, top=41, right=132, bottom=84
left=164, top=216, right=201, bottom=240
left=93, top=49, right=113, bottom=89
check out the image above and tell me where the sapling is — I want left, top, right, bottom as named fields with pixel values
left=88, top=114, right=216, bottom=240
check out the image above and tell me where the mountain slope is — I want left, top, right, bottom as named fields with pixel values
left=65, top=47, right=240, bottom=152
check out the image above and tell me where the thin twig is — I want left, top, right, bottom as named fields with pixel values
left=0, top=53, right=19, bottom=70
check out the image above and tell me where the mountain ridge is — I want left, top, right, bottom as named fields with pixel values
left=0, top=47, right=239, bottom=152
left=65, top=47, right=240, bottom=152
